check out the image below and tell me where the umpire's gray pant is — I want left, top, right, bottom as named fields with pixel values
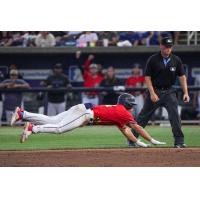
left=131, top=89, right=184, bottom=145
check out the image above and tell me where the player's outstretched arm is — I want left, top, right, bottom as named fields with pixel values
left=120, top=126, right=149, bottom=147
left=130, top=123, right=166, bottom=145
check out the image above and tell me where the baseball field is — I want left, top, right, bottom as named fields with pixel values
left=0, top=125, right=200, bottom=166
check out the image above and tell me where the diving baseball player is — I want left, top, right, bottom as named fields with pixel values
left=11, top=93, right=165, bottom=147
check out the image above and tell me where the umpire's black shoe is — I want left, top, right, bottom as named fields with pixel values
left=174, top=144, right=187, bottom=148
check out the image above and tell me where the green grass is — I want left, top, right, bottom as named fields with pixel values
left=0, top=125, right=199, bottom=150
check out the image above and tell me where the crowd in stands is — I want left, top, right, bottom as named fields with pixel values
left=0, top=31, right=180, bottom=47
left=0, top=50, right=199, bottom=124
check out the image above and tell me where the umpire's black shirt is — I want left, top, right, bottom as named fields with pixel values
left=145, top=52, right=185, bottom=89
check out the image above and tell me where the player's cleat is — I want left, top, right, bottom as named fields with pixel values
left=20, top=122, right=33, bottom=143
left=174, top=144, right=187, bottom=148
left=10, top=107, right=24, bottom=126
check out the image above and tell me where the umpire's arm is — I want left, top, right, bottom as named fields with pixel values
left=178, top=75, right=190, bottom=103
left=144, top=56, right=159, bottom=102
left=145, top=76, right=159, bottom=102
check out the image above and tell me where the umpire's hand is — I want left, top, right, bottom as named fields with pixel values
left=183, top=93, right=190, bottom=103
left=150, top=92, right=159, bottom=103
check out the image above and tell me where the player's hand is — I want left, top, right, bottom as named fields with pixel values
left=183, top=93, right=190, bottom=103
left=150, top=138, right=166, bottom=145
left=135, top=140, right=150, bottom=148
left=150, top=93, right=159, bottom=103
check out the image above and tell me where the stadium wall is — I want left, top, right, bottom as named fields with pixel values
left=0, top=46, right=200, bottom=86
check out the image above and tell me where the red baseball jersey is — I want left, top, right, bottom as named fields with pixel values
left=92, top=104, right=137, bottom=129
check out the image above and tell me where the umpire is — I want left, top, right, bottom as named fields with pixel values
left=129, top=37, right=190, bottom=148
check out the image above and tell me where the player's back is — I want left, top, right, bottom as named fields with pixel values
left=92, top=104, right=136, bottom=128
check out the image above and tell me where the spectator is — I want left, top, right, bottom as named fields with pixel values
left=5, top=64, right=23, bottom=79
left=117, top=31, right=140, bottom=47
left=98, top=31, right=119, bottom=46
left=136, top=31, right=159, bottom=46
left=44, top=63, right=70, bottom=116
left=148, top=31, right=160, bottom=45
left=2, top=32, right=24, bottom=46
left=0, top=31, right=13, bottom=46
left=22, top=31, right=38, bottom=47
left=77, top=31, right=98, bottom=47
left=77, top=54, right=103, bottom=105
left=100, top=66, right=122, bottom=104
left=173, top=32, right=180, bottom=45
left=0, top=69, right=30, bottom=123
left=53, top=31, right=82, bottom=46
left=50, top=31, right=68, bottom=46
left=67, top=31, right=83, bottom=37
left=125, top=63, right=145, bottom=116
left=35, top=31, right=56, bottom=47
left=0, top=70, right=4, bottom=125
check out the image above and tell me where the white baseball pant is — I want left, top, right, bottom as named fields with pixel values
left=23, top=104, right=93, bottom=134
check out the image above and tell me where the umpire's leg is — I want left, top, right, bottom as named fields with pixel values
left=131, top=92, right=160, bottom=138
left=163, top=92, right=184, bottom=145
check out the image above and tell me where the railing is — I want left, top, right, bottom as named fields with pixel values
left=187, top=31, right=198, bottom=45
left=0, top=85, right=199, bottom=93
left=0, top=86, right=199, bottom=119
left=0, top=46, right=200, bottom=54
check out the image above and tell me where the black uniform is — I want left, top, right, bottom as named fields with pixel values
left=131, top=52, right=186, bottom=146
left=46, top=74, right=69, bottom=103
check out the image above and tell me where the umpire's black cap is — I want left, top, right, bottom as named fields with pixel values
left=117, top=93, right=137, bottom=109
left=160, top=37, right=173, bottom=48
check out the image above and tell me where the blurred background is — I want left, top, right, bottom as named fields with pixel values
left=0, top=31, right=199, bottom=125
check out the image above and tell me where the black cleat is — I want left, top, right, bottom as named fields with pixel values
left=174, top=144, right=187, bottom=148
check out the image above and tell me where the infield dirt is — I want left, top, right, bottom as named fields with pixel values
left=0, top=148, right=200, bottom=167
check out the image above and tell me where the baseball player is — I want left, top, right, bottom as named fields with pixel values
left=11, top=93, right=165, bottom=147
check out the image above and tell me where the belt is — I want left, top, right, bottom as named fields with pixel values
left=84, top=103, right=93, bottom=109
left=154, top=86, right=171, bottom=91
